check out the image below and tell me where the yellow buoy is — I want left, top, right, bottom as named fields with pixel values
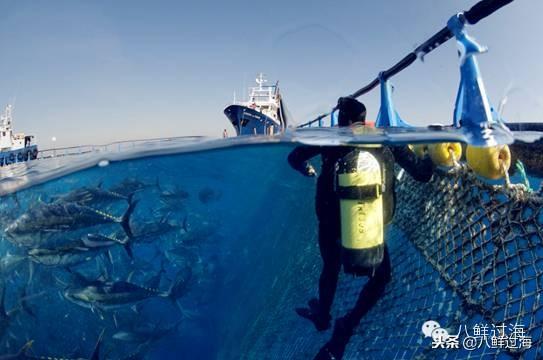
left=409, top=144, right=429, bottom=158
left=466, top=145, right=511, bottom=180
left=427, top=143, right=462, bottom=167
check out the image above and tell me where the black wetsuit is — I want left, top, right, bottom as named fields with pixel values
left=288, top=145, right=433, bottom=319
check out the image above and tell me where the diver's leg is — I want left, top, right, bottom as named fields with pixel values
left=315, top=245, right=391, bottom=359
left=317, top=218, right=342, bottom=318
left=295, top=219, right=340, bottom=331
left=296, top=192, right=341, bottom=331
left=343, top=244, right=391, bottom=328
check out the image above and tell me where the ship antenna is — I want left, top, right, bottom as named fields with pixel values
left=0, top=105, right=5, bottom=128
left=256, top=73, right=266, bottom=89
left=0, top=104, right=12, bottom=130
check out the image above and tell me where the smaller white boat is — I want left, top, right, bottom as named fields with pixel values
left=0, top=104, right=38, bottom=166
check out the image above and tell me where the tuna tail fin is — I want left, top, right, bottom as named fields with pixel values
left=0, top=279, right=6, bottom=317
left=11, top=192, right=20, bottom=209
left=17, top=340, right=34, bottom=357
left=167, top=267, right=192, bottom=305
left=120, top=194, right=138, bottom=239
left=182, top=215, right=188, bottom=233
left=28, top=260, right=34, bottom=285
left=123, top=242, right=134, bottom=260
left=108, top=231, right=134, bottom=260
left=89, top=329, right=105, bottom=360
left=148, top=258, right=166, bottom=289
left=156, top=177, right=162, bottom=192
left=53, top=274, right=69, bottom=288
left=20, top=282, right=37, bottom=319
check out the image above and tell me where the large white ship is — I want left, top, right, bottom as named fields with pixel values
left=0, top=104, right=38, bottom=166
left=224, top=73, right=288, bottom=136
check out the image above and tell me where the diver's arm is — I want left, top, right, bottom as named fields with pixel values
left=288, top=146, right=321, bottom=176
left=391, top=145, right=434, bottom=182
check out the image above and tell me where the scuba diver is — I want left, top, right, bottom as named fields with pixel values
left=288, top=96, right=434, bottom=359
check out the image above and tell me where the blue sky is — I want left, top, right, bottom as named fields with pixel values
left=0, top=0, right=541, bottom=147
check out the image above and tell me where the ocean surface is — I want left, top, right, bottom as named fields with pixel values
left=0, top=129, right=542, bottom=359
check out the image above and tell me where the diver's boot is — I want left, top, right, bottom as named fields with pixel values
left=295, top=298, right=331, bottom=331
left=314, top=317, right=354, bottom=360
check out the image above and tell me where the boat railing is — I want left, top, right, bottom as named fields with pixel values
left=297, top=112, right=335, bottom=128
left=36, top=135, right=204, bottom=160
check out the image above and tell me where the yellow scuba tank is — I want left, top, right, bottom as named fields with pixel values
left=336, top=148, right=385, bottom=276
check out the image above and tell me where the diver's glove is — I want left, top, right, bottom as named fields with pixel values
left=304, top=163, right=317, bottom=177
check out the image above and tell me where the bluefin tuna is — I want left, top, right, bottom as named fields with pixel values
left=113, top=215, right=187, bottom=245
left=109, top=178, right=157, bottom=197
left=63, top=268, right=191, bottom=312
left=112, top=321, right=182, bottom=344
left=27, top=234, right=132, bottom=267
left=4, top=196, right=137, bottom=247
left=0, top=340, right=34, bottom=360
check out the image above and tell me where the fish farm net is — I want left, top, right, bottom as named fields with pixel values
left=223, top=166, right=543, bottom=360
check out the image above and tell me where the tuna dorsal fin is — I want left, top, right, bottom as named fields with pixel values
left=167, top=266, right=192, bottom=301
left=89, top=329, right=105, bottom=360
left=127, top=269, right=138, bottom=283
left=107, top=250, right=114, bottom=265
left=17, top=340, right=34, bottom=357
left=11, top=192, right=20, bottom=209
left=68, top=268, right=93, bottom=286
left=96, top=273, right=108, bottom=284
left=148, top=259, right=166, bottom=289
left=19, top=283, right=37, bottom=319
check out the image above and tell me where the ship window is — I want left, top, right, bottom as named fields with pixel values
left=2, top=132, right=5, bottom=136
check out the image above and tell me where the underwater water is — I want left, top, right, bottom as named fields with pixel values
left=0, top=131, right=542, bottom=359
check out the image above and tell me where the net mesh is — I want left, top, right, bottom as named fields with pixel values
left=395, top=166, right=543, bottom=359
left=229, top=165, right=543, bottom=359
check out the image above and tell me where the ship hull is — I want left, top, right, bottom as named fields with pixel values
left=224, top=105, right=282, bottom=136
left=0, top=145, right=38, bottom=167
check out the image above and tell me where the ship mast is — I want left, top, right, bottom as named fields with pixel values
left=255, top=73, right=267, bottom=90
left=1, top=104, right=12, bottom=131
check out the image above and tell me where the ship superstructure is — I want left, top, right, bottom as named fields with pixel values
left=224, top=74, right=288, bottom=136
